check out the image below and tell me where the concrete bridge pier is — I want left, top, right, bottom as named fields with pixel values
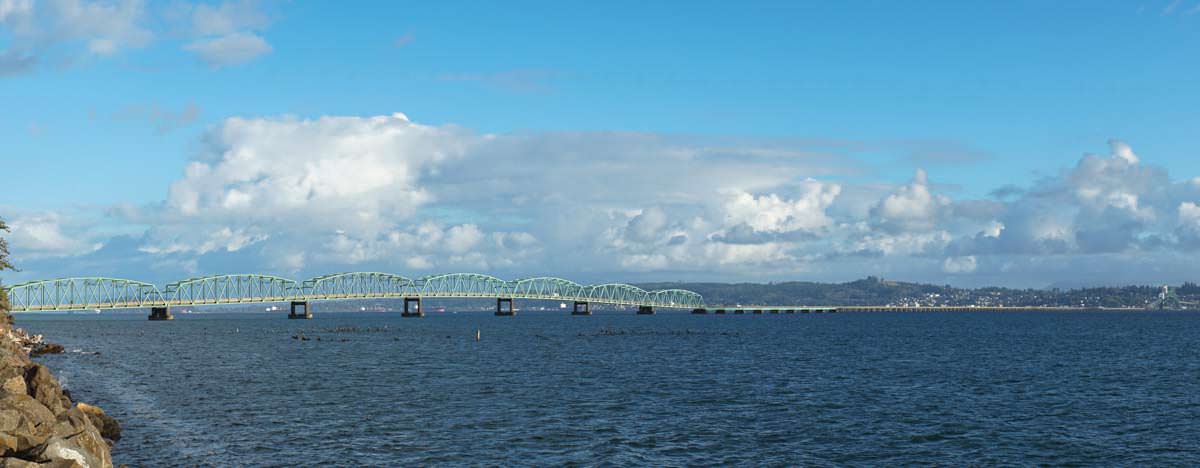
left=402, top=297, right=423, bottom=317
left=148, top=306, right=173, bottom=321
left=288, top=301, right=313, bottom=319
left=691, top=308, right=708, bottom=314
left=715, top=309, right=727, bottom=314
left=637, top=305, right=654, bottom=315
left=496, top=298, right=516, bottom=316
left=572, top=301, right=591, bottom=315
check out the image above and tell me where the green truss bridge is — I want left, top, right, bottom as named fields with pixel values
left=3, top=273, right=706, bottom=320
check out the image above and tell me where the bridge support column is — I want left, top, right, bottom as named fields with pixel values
left=496, top=298, right=515, bottom=316
left=402, top=297, right=423, bottom=317
left=572, top=301, right=591, bottom=315
left=692, top=308, right=708, bottom=314
left=637, top=305, right=654, bottom=315
left=148, top=306, right=173, bottom=321
left=715, top=309, right=727, bottom=314
left=288, top=301, right=312, bottom=319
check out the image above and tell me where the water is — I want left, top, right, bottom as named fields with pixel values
left=17, top=310, right=1200, bottom=466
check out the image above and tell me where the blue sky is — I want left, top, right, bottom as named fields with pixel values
left=2, top=0, right=1200, bottom=288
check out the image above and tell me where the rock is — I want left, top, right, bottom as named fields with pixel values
left=22, top=366, right=69, bottom=416
left=0, top=394, right=57, bottom=456
left=0, top=310, right=114, bottom=467
left=28, top=345, right=63, bottom=358
left=72, top=405, right=118, bottom=444
left=1, top=457, right=83, bottom=467
left=38, top=408, right=111, bottom=468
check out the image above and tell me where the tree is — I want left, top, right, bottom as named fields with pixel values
left=0, top=218, right=12, bottom=312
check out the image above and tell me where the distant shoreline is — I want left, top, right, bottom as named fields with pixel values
left=834, top=306, right=1166, bottom=312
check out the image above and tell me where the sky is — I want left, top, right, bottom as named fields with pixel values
left=2, top=0, right=1200, bottom=288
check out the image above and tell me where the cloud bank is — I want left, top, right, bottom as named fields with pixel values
left=7, top=113, right=1200, bottom=288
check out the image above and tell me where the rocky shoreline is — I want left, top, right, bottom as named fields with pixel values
left=0, top=311, right=119, bottom=468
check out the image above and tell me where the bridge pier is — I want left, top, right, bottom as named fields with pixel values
left=572, top=301, right=591, bottom=315
left=692, top=308, right=707, bottom=314
left=496, top=298, right=516, bottom=316
left=637, top=305, right=654, bottom=315
left=288, top=301, right=313, bottom=319
left=402, top=297, right=423, bottom=317
left=148, top=306, right=173, bottom=321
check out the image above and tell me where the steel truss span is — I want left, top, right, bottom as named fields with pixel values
left=2, top=272, right=704, bottom=312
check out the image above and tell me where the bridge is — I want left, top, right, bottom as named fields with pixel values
left=2, top=272, right=706, bottom=320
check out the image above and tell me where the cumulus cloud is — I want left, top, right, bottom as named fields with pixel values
left=7, top=213, right=102, bottom=258
left=156, top=112, right=473, bottom=238
left=722, top=179, right=841, bottom=234
left=942, top=255, right=977, bottom=274
left=16, top=109, right=1200, bottom=288
left=870, top=169, right=951, bottom=233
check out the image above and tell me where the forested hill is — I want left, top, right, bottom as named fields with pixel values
left=637, top=277, right=1200, bottom=308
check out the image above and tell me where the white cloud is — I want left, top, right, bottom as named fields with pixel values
left=870, top=169, right=951, bottom=232
left=140, top=226, right=267, bottom=255
left=18, top=110, right=1200, bottom=288
left=722, top=179, right=840, bottom=233
left=179, top=1, right=274, bottom=67
left=7, top=213, right=102, bottom=258
left=185, top=32, right=271, bottom=67
left=942, top=256, right=977, bottom=274
left=189, top=0, right=269, bottom=36
left=444, top=224, right=484, bottom=254
left=1177, top=202, right=1200, bottom=247
left=0, top=0, right=151, bottom=71
left=160, top=112, right=472, bottom=234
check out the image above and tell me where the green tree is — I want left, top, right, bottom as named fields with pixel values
left=0, top=218, right=13, bottom=312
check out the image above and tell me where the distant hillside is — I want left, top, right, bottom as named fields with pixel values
left=638, top=277, right=1198, bottom=309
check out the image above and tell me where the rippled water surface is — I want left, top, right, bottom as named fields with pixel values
left=18, top=310, right=1200, bottom=466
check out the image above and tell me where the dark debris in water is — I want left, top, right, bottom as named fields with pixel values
left=581, top=327, right=739, bottom=338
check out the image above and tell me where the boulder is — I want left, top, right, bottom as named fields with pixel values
left=22, top=366, right=69, bottom=416
left=28, top=345, right=63, bottom=358
left=1, top=457, right=84, bottom=467
left=0, top=394, right=57, bottom=456
left=71, top=406, right=117, bottom=444
left=37, top=408, right=111, bottom=468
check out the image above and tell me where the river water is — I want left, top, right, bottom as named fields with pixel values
left=18, top=310, right=1200, bottom=466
